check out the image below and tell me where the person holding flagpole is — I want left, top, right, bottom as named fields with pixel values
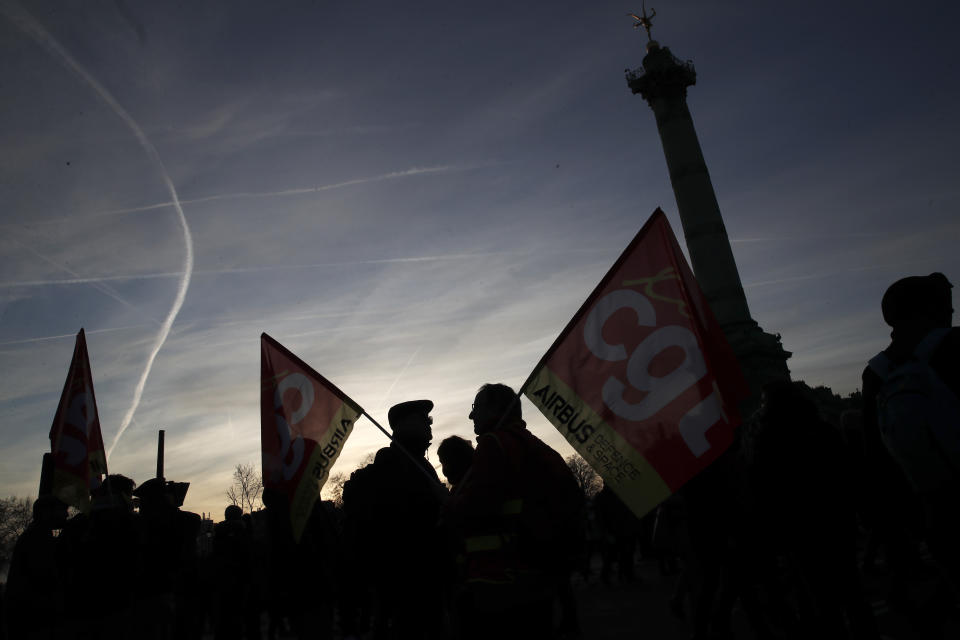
left=341, top=399, right=448, bottom=640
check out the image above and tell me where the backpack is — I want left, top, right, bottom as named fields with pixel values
left=868, top=328, right=960, bottom=492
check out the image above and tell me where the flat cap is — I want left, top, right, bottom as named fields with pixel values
left=388, top=399, right=433, bottom=431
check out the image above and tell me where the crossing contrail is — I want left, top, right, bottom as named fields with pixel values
left=378, top=346, right=422, bottom=411
left=96, top=166, right=456, bottom=216
left=6, top=233, right=160, bottom=325
left=0, top=324, right=149, bottom=347
left=0, top=165, right=458, bottom=228
left=1, top=2, right=194, bottom=459
left=0, top=250, right=535, bottom=289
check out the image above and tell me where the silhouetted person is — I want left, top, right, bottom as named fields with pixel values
left=435, top=435, right=475, bottom=636
left=297, top=500, right=339, bottom=640
left=863, top=272, right=960, bottom=599
left=4, top=495, right=67, bottom=640
left=133, top=478, right=202, bottom=640
left=213, top=505, right=255, bottom=640
left=443, top=383, right=583, bottom=640
left=743, top=381, right=879, bottom=639
left=593, top=484, right=641, bottom=585
left=261, top=486, right=298, bottom=640
left=680, top=441, right=778, bottom=640
left=57, top=474, right=140, bottom=640
left=341, top=399, right=447, bottom=640
left=261, top=493, right=338, bottom=640
left=437, top=435, right=474, bottom=489
left=840, top=407, right=925, bottom=631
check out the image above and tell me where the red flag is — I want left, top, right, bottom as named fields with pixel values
left=49, top=329, right=107, bottom=512
left=523, top=209, right=749, bottom=518
left=261, top=333, right=362, bottom=540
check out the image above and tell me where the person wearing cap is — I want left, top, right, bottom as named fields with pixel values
left=861, top=272, right=960, bottom=591
left=341, top=399, right=447, bottom=639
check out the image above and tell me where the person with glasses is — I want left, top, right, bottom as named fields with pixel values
left=443, top=383, right=584, bottom=640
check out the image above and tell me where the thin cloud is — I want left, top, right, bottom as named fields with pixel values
left=730, top=232, right=892, bottom=244
left=743, top=257, right=945, bottom=290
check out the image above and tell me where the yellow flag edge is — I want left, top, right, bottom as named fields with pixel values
left=289, top=401, right=361, bottom=540
left=524, top=367, right=672, bottom=519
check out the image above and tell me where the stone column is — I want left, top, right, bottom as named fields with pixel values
left=627, top=42, right=791, bottom=410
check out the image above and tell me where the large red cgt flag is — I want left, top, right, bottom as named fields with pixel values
left=261, top=333, right=362, bottom=541
left=523, top=209, right=749, bottom=518
left=49, top=329, right=107, bottom=512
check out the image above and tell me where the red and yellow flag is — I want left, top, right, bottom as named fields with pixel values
left=523, top=209, right=748, bottom=518
left=261, top=333, right=362, bottom=540
left=48, top=329, right=107, bottom=512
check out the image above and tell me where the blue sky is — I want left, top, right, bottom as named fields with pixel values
left=2, top=1, right=958, bottom=517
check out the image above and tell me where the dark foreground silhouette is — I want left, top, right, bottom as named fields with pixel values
left=3, top=273, right=959, bottom=639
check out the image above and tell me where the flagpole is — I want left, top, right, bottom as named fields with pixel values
left=489, top=389, right=525, bottom=434
left=156, top=429, right=165, bottom=480
left=39, top=453, right=53, bottom=496
left=360, top=411, right=446, bottom=491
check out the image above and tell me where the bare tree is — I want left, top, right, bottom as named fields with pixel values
left=225, top=463, right=263, bottom=514
left=323, top=472, right=348, bottom=508
left=0, top=496, right=33, bottom=572
left=321, top=453, right=377, bottom=507
left=566, top=454, right=603, bottom=499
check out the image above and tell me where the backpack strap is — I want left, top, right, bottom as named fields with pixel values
left=913, top=327, right=950, bottom=363
left=868, top=352, right=892, bottom=379
left=867, top=328, right=951, bottom=379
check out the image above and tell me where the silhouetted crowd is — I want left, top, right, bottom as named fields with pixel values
left=2, top=272, right=959, bottom=639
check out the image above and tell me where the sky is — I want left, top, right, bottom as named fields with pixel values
left=1, top=1, right=958, bottom=519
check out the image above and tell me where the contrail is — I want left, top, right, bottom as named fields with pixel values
left=6, top=233, right=160, bottom=325
left=1, top=2, right=194, bottom=459
left=0, top=250, right=534, bottom=289
left=101, top=166, right=455, bottom=214
left=378, top=347, right=422, bottom=411
left=0, top=270, right=185, bottom=288
left=0, top=324, right=149, bottom=347
left=5, top=165, right=457, bottom=227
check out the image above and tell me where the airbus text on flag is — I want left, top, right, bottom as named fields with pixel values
left=261, top=333, right=362, bottom=541
left=523, top=209, right=748, bottom=519
left=48, top=329, right=107, bottom=512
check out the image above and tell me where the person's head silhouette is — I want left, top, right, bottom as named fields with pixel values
left=881, top=272, right=953, bottom=336
left=388, top=399, right=434, bottom=457
left=437, top=435, right=474, bottom=486
left=468, top=383, right=520, bottom=436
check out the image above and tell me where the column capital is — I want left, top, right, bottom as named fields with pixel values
left=625, top=44, right=696, bottom=103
